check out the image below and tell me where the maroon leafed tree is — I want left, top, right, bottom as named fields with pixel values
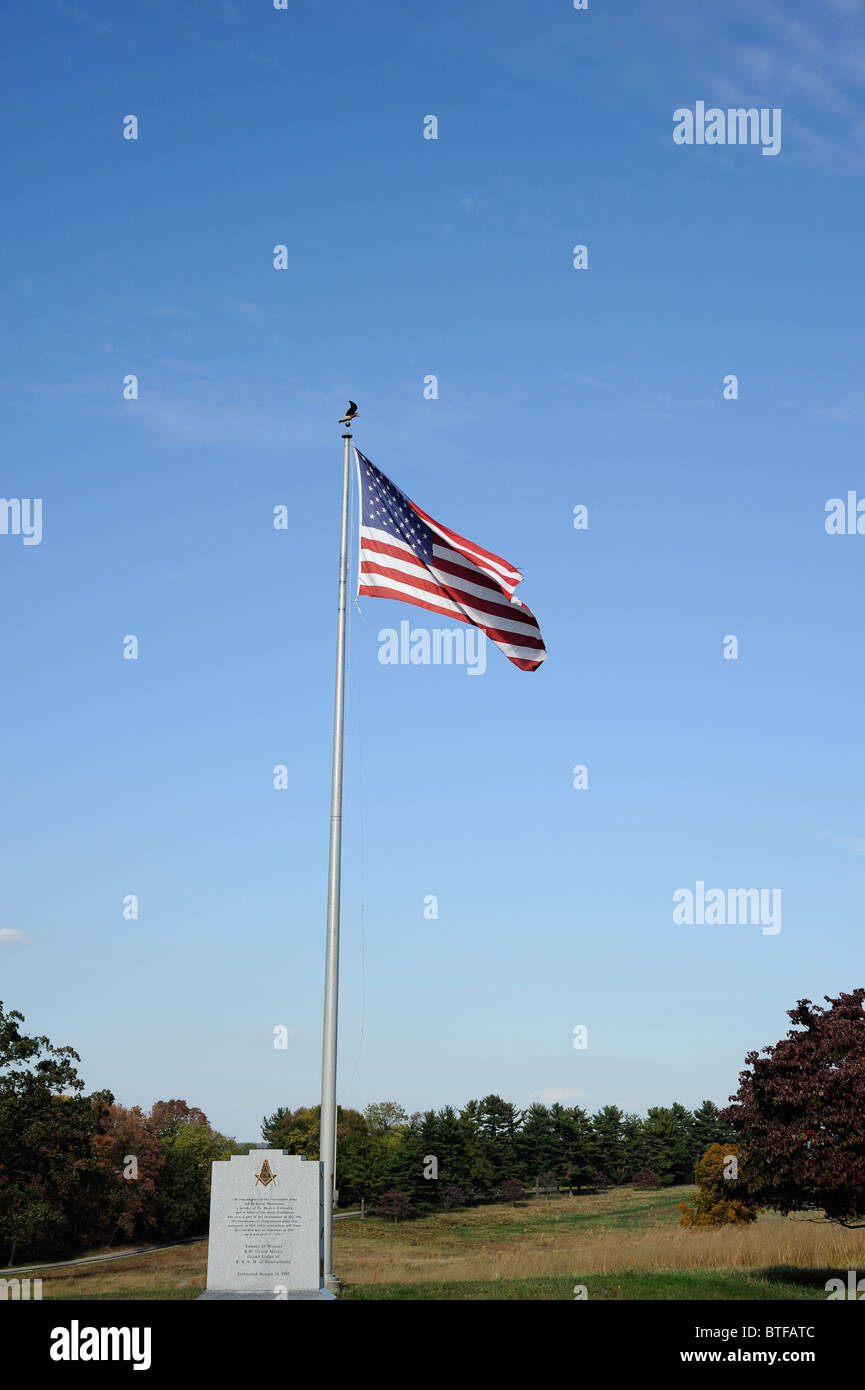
left=632, top=1167, right=662, bottom=1191
left=439, top=1183, right=466, bottom=1213
left=376, top=1188, right=413, bottom=1223
left=501, top=1178, right=526, bottom=1207
left=722, top=989, right=865, bottom=1228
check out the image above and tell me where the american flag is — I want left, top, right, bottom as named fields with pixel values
left=355, top=449, right=546, bottom=672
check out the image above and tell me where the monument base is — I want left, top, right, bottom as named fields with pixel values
left=197, top=1288, right=336, bottom=1301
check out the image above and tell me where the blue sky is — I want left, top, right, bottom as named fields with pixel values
left=1, top=0, right=863, bottom=1140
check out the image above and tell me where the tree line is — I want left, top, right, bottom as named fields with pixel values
left=263, top=989, right=865, bottom=1229
left=261, top=1095, right=737, bottom=1211
left=0, top=1003, right=237, bottom=1265
left=5, top=987, right=863, bottom=1260
left=1, top=997, right=733, bottom=1261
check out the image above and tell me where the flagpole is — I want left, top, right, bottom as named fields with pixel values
left=319, top=419, right=352, bottom=1290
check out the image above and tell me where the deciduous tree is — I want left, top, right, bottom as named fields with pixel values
left=678, top=1143, right=759, bottom=1227
left=722, top=990, right=865, bottom=1228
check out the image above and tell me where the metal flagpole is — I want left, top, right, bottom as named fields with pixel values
left=319, top=410, right=353, bottom=1290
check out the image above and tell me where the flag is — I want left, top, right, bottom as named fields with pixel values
left=355, top=449, right=547, bottom=671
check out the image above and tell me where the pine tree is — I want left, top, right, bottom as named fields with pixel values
left=590, top=1106, right=628, bottom=1184
left=517, top=1103, right=558, bottom=1189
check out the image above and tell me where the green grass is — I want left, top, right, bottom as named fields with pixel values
left=340, top=1268, right=835, bottom=1301
left=406, top=1188, right=687, bottom=1243
left=46, top=1288, right=199, bottom=1301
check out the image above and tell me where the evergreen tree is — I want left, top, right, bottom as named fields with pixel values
left=620, top=1112, right=647, bottom=1181
left=643, top=1105, right=694, bottom=1185
left=468, top=1095, right=522, bottom=1190
left=336, top=1131, right=389, bottom=1207
left=560, top=1106, right=596, bottom=1192
left=590, top=1106, right=628, bottom=1184
left=690, top=1099, right=737, bottom=1164
left=419, top=1105, right=472, bottom=1197
left=517, top=1103, right=559, bottom=1188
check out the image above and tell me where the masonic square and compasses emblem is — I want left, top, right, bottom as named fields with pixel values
left=254, top=1158, right=276, bottom=1188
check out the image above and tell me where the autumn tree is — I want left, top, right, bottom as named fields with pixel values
left=722, top=990, right=865, bottom=1228
left=154, top=1114, right=238, bottom=1239
left=376, top=1188, right=413, bottom=1222
left=439, top=1183, right=466, bottom=1213
left=363, top=1101, right=409, bottom=1136
left=501, top=1177, right=526, bottom=1206
left=148, top=1099, right=208, bottom=1139
left=0, top=1002, right=113, bottom=1263
left=89, top=1104, right=165, bottom=1245
left=261, top=1103, right=364, bottom=1158
left=632, top=1167, right=662, bottom=1190
left=678, top=1143, right=760, bottom=1227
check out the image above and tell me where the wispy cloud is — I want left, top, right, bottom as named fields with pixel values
left=206, top=41, right=287, bottom=74
left=561, top=371, right=609, bottom=392
left=131, top=380, right=331, bottom=452
left=127, top=375, right=527, bottom=456
left=223, top=298, right=267, bottom=321
left=0, top=929, right=28, bottom=945
left=55, top=1, right=109, bottom=37
left=658, top=0, right=865, bottom=166
left=148, top=305, right=196, bottom=321
left=822, top=830, right=865, bottom=853
left=813, top=390, right=865, bottom=423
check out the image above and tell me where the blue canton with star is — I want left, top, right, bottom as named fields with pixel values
left=357, top=450, right=433, bottom=563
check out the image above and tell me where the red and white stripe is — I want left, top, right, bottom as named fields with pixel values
left=357, top=471, right=546, bottom=672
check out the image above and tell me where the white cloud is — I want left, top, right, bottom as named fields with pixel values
left=0, top=929, right=28, bottom=945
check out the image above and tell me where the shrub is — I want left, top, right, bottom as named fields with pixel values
left=679, top=1143, right=760, bottom=1227
left=501, top=1178, right=526, bottom=1206
left=632, top=1167, right=662, bottom=1190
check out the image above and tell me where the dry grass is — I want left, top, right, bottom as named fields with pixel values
left=331, top=1189, right=865, bottom=1286
left=35, top=1245, right=207, bottom=1300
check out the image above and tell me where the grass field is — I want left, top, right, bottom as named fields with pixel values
left=21, top=1185, right=862, bottom=1300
